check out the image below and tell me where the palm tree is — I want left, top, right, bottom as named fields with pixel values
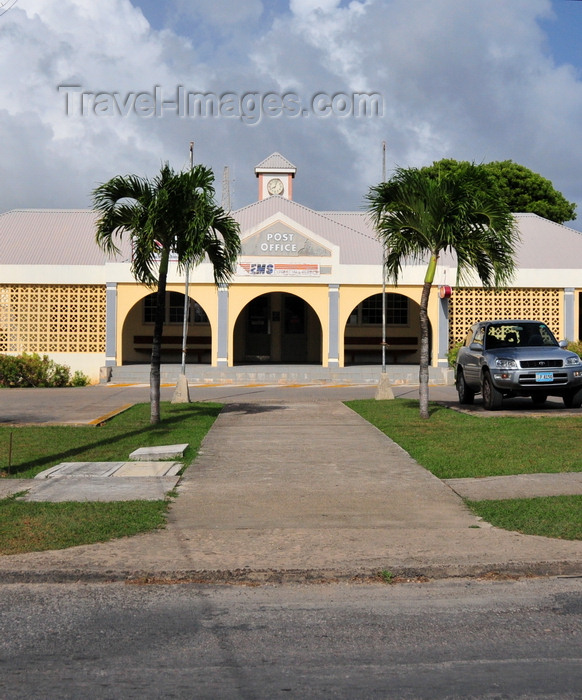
left=367, top=164, right=518, bottom=419
left=93, top=163, right=240, bottom=424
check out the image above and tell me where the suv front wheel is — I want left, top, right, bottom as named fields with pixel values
left=482, top=371, right=503, bottom=410
left=563, top=388, right=582, bottom=409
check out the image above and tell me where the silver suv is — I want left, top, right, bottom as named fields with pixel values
left=455, top=320, right=582, bottom=410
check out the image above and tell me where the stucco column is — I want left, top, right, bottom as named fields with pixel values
left=216, top=284, right=229, bottom=367
left=564, top=287, right=575, bottom=341
left=105, top=282, right=117, bottom=367
left=437, top=295, right=449, bottom=368
left=328, top=284, right=340, bottom=368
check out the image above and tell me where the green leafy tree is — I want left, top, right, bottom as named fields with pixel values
left=93, top=163, right=240, bottom=424
left=367, top=164, right=518, bottom=419
left=421, top=159, right=576, bottom=224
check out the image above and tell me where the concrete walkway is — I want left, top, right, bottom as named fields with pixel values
left=1, top=394, right=581, bottom=583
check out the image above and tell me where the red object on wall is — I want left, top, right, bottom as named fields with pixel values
left=439, top=285, right=452, bottom=299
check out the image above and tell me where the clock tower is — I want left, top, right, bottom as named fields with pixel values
left=255, top=152, right=297, bottom=201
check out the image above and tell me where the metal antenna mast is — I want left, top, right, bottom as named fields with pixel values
left=375, top=140, right=394, bottom=399
left=381, top=141, right=387, bottom=374
left=222, top=166, right=231, bottom=211
left=180, top=142, right=194, bottom=376
left=173, top=142, right=194, bottom=403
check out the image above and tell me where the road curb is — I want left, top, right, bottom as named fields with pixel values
left=1, top=560, right=581, bottom=585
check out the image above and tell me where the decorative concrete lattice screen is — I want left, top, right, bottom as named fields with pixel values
left=449, top=288, right=561, bottom=348
left=0, top=285, right=106, bottom=353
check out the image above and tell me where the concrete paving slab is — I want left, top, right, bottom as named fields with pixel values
left=0, top=479, right=31, bottom=498
left=35, top=461, right=182, bottom=480
left=35, top=462, right=126, bottom=479
left=446, top=473, right=582, bottom=501
left=23, top=476, right=179, bottom=502
left=114, top=461, right=181, bottom=477
left=129, top=444, right=188, bottom=461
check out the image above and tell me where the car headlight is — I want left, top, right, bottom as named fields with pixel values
left=565, top=355, right=582, bottom=366
left=495, top=357, right=517, bottom=369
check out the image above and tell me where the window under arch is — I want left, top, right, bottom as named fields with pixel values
left=348, top=293, right=409, bottom=326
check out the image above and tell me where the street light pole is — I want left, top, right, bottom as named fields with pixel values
left=180, top=141, right=193, bottom=375
left=381, top=140, right=387, bottom=375
left=172, top=141, right=194, bottom=404
left=375, top=140, right=394, bottom=400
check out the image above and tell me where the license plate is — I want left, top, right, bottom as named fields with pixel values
left=536, top=372, right=553, bottom=383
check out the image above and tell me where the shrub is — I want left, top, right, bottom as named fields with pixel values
left=567, top=340, right=582, bottom=359
left=446, top=341, right=464, bottom=367
left=20, top=353, right=69, bottom=387
left=0, top=355, right=23, bottom=386
left=0, top=353, right=87, bottom=387
left=71, top=370, right=90, bottom=387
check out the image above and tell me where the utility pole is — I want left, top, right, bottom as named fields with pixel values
left=222, top=166, right=231, bottom=211
left=381, top=140, right=387, bottom=375
left=180, top=142, right=193, bottom=375
left=376, top=140, right=394, bottom=400
left=172, top=141, right=194, bottom=404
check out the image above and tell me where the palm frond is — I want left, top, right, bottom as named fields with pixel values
left=92, top=162, right=241, bottom=285
left=366, top=164, right=518, bottom=288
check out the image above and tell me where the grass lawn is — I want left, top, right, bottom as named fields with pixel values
left=0, top=402, right=221, bottom=554
left=468, top=496, right=582, bottom=541
left=347, top=398, right=582, bottom=540
left=346, top=398, right=582, bottom=480
left=0, top=494, right=169, bottom=554
left=1, top=401, right=222, bottom=479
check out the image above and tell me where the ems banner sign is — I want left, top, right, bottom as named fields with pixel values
left=238, top=263, right=320, bottom=277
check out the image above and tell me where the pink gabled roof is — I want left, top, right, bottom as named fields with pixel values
left=0, top=209, right=131, bottom=265
left=1, top=207, right=580, bottom=273
left=512, top=213, right=582, bottom=269
left=234, top=198, right=383, bottom=265
left=254, top=152, right=297, bottom=173
left=319, top=211, right=377, bottom=237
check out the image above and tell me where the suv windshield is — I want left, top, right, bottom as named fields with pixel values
left=484, top=323, right=558, bottom=350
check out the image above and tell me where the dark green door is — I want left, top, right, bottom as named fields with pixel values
left=245, top=295, right=271, bottom=360
left=282, top=295, right=307, bottom=363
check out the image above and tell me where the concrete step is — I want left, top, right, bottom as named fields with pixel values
left=104, top=364, right=453, bottom=386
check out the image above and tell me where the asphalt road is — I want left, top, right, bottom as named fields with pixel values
left=1, top=577, right=581, bottom=699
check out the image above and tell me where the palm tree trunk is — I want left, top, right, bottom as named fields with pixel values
left=150, top=249, right=169, bottom=424
left=418, top=281, right=432, bottom=419
left=419, top=252, right=438, bottom=419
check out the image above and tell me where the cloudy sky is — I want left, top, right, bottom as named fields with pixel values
left=1, top=0, right=582, bottom=229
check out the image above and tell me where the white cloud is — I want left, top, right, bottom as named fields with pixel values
left=249, top=0, right=582, bottom=216
left=0, top=0, right=581, bottom=225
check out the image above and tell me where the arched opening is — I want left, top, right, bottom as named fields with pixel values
left=233, top=292, right=322, bottom=364
left=344, top=292, right=431, bottom=365
left=121, top=291, right=212, bottom=364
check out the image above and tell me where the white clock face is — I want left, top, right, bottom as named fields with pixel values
left=267, top=177, right=284, bottom=195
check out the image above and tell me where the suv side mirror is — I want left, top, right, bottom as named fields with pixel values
left=559, top=339, right=568, bottom=348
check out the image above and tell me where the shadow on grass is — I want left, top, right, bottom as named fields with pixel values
left=384, top=397, right=447, bottom=418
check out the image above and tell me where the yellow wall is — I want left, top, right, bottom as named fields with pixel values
left=227, top=284, right=330, bottom=365
left=116, top=281, right=446, bottom=367
left=116, top=283, right=218, bottom=364
left=339, top=285, right=441, bottom=366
